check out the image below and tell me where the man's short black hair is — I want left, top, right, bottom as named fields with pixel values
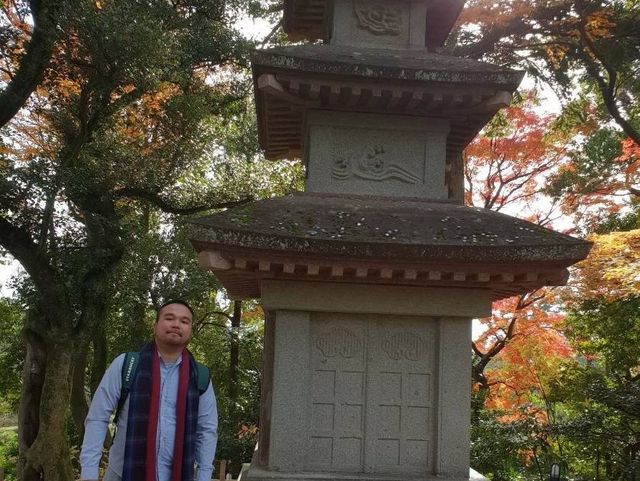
left=156, top=299, right=195, bottom=323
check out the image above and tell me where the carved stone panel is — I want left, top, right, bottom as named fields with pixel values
left=332, top=144, right=422, bottom=185
left=365, top=317, right=435, bottom=474
left=306, top=111, right=450, bottom=199
left=309, top=315, right=367, bottom=471
left=331, top=0, right=427, bottom=50
left=308, top=313, right=436, bottom=475
left=354, top=1, right=403, bottom=36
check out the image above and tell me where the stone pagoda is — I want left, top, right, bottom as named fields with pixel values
left=190, top=1, right=591, bottom=480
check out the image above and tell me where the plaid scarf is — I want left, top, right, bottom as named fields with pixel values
left=122, top=342, right=200, bottom=481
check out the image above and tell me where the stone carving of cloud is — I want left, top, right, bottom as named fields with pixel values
left=382, top=332, right=428, bottom=361
left=316, top=328, right=363, bottom=358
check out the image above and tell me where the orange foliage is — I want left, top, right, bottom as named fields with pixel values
left=620, top=138, right=640, bottom=162
left=571, top=229, right=640, bottom=301
left=114, top=83, right=181, bottom=153
left=477, top=290, right=572, bottom=418
left=238, top=423, right=258, bottom=438
left=476, top=230, right=640, bottom=417
left=555, top=134, right=640, bottom=230
left=619, top=138, right=640, bottom=187
left=458, top=0, right=617, bottom=44
left=584, top=8, right=617, bottom=39
left=466, top=92, right=579, bottom=415
left=457, top=0, right=536, bottom=30
left=464, top=92, right=566, bottom=223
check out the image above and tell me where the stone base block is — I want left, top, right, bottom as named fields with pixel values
left=244, top=461, right=488, bottom=481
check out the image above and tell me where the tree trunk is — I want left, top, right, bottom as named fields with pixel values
left=23, top=338, right=76, bottom=481
left=130, top=206, right=153, bottom=350
left=129, top=299, right=151, bottom=350
left=70, top=340, right=89, bottom=441
left=0, top=0, right=58, bottom=129
left=228, top=300, right=242, bottom=416
left=90, top=324, right=108, bottom=393
left=17, top=328, right=46, bottom=481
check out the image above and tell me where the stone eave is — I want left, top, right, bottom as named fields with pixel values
left=253, top=46, right=524, bottom=87
left=188, top=194, right=591, bottom=302
left=191, top=224, right=590, bottom=265
left=191, top=244, right=572, bottom=301
left=252, top=46, right=524, bottom=160
left=283, top=0, right=466, bottom=49
left=188, top=194, right=591, bottom=265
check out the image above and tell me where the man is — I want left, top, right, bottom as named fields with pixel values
left=80, top=300, right=218, bottom=481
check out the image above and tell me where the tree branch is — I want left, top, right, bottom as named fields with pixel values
left=0, top=216, right=71, bottom=330
left=113, top=187, right=253, bottom=214
left=202, top=310, right=233, bottom=322
left=0, top=0, right=61, bottom=129
left=452, top=15, right=530, bottom=61
left=470, top=291, right=545, bottom=387
left=259, top=19, right=283, bottom=47
left=194, top=320, right=229, bottom=335
left=576, top=16, right=640, bottom=146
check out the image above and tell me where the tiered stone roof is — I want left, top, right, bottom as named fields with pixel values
left=253, top=45, right=523, bottom=160
left=190, top=194, right=591, bottom=300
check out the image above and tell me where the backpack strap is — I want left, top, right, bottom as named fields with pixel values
left=114, top=351, right=139, bottom=425
left=195, top=362, right=210, bottom=394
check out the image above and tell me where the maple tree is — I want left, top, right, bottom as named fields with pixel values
left=464, top=92, right=575, bottom=396
left=459, top=3, right=639, bottom=445
left=470, top=294, right=575, bottom=481
left=545, top=126, right=640, bottom=230
left=472, top=290, right=566, bottom=392
left=453, top=2, right=640, bottom=477
left=451, top=0, right=640, bottom=146
left=464, top=91, right=568, bottom=224
left=452, top=0, right=640, bottom=231
left=570, top=228, right=640, bottom=300
left=548, top=228, right=640, bottom=480
left=469, top=227, right=640, bottom=479
left=463, top=93, right=589, bottom=478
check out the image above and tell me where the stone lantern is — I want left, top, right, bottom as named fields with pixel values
left=189, top=1, right=591, bottom=480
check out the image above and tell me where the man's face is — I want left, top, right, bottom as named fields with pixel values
left=154, top=303, right=193, bottom=348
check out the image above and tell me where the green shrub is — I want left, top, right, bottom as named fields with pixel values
left=0, top=429, right=18, bottom=481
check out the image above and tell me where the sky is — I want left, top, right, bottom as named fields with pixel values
left=0, top=258, right=20, bottom=297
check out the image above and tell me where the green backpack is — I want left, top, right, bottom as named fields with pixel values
left=113, top=351, right=210, bottom=424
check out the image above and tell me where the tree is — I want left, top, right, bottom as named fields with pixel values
left=452, top=0, right=640, bottom=147
left=471, top=390, right=551, bottom=481
left=538, top=227, right=640, bottom=480
left=570, top=228, right=640, bottom=299
left=465, top=91, right=567, bottom=223
left=454, top=3, right=640, bottom=477
left=465, top=92, right=574, bottom=393
left=0, top=0, right=258, bottom=478
left=470, top=227, right=640, bottom=480
left=192, top=301, right=264, bottom=476
left=463, top=91, right=589, bottom=480
left=453, top=0, right=640, bottom=233
left=0, top=0, right=64, bottom=128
